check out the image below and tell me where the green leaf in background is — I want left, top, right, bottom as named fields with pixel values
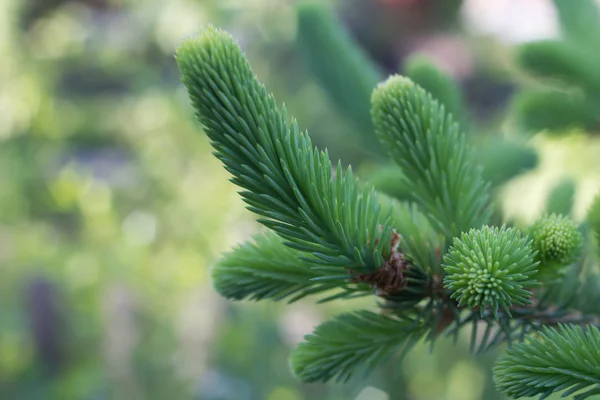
left=517, top=41, right=600, bottom=93
left=296, top=1, right=382, bottom=154
left=511, top=89, right=599, bottom=133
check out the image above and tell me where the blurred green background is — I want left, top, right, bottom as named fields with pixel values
left=1, top=0, right=600, bottom=399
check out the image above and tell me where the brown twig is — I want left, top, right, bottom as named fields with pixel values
left=351, top=230, right=410, bottom=295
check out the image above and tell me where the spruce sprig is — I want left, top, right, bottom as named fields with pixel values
left=371, top=76, right=491, bottom=241
left=176, top=27, right=395, bottom=274
left=291, top=310, right=425, bottom=382
left=212, top=233, right=372, bottom=303
left=494, top=324, right=600, bottom=399
left=176, top=24, right=596, bottom=398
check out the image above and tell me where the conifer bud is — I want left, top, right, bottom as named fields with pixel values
left=443, top=226, right=538, bottom=318
left=530, top=214, right=582, bottom=274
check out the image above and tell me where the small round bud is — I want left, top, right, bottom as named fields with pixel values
left=530, top=213, right=582, bottom=269
left=443, top=226, right=538, bottom=318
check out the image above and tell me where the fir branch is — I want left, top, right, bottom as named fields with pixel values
left=296, top=2, right=381, bottom=143
left=176, top=25, right=600, bottom=399
left=212, top=233, right=371, bottom=303
left=176, top=27, right=395, bottom=274
left=290, top=310, right=425, bottom=382
left=494, top=324, right=600, bottom=399
left=371, top=76, right=491, bottom=240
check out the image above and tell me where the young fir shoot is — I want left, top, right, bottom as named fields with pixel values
left=176, top=26, right=600, bottom=399
left=176, top=27, right=395, bottom=277
left=371, top=76, right=491, bottom=241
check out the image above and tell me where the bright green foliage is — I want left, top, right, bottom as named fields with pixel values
left=404, top=55, right=465, bottom=127
left=588, top=194, right=600, bottom=244
left=371, top=76, right=491, bottom=240
left=177, top=24, right=596, bottom=398
left=494, top=324, right=600, bottom=399
left=212, top=233, right=371, bottom=302
left=546, top=179, right=576, bottom=216
left=530, top=214, right=583, bottom=276
left=296, top=2, right=381, bottom=143
left=290, top=311, right=425, bottom=382
left=476, top=138, right=538, bottom=187
left=176, top=27, right=395, bottom=274
left=442, top=226, right=539, bottom=318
